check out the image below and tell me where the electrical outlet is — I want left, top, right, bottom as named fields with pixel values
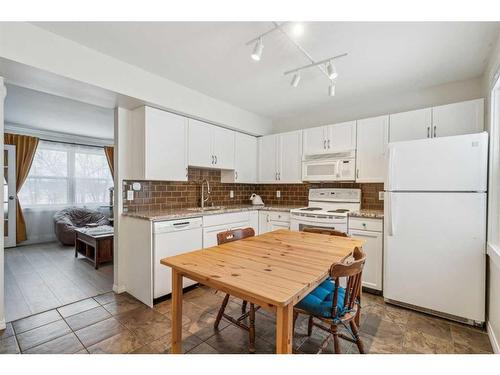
left=229, top=190, right=234, bottom=198
left=379, top=191, right=384, bottom=200
left=276, top=190, right=281, bottom=198
left=127, top=190, right=134, bottom=201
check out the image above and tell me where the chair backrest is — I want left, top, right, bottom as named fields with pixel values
left=329, top=247, right=366, bottom=318
left=303, top=227, right=348, bottom=237
left=217, top=227, right=255, bottom=245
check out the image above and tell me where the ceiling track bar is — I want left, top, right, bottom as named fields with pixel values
left=271, top=22, right=332, bottom=81
left=283, top=53, right=349, bottom=75
left=245, top=22, right=289, bottom=45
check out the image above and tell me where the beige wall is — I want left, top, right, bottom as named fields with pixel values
left=484, top=32, right=500, bottom=353
left=273, top=76, right=484, bottom=132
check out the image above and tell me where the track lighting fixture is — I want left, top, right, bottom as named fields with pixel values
left=326, top=61, right=338, bottom=80
left=251, top=37, right=264, bottom=61
left=245, top=22, right=347, bottom=96
left=291, top=72, right=301, bottom=87
left=329, top=82, right=335, bottom=97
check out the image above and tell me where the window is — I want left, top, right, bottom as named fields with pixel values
left=19, top=141, right=113, bottom=207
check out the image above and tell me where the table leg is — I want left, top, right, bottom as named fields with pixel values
left=171, top=269, right=183, bottom=354
left=276, top=304, right=293, bottom=354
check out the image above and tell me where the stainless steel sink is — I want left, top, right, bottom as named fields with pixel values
left=186, top=206, right=225, bottom=212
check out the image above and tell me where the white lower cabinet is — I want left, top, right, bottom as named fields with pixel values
left=259, top=211, right=291, bottom=234
left=348, top=217, right=383, bottom=292
left=203, top=211, right=259, bottom=248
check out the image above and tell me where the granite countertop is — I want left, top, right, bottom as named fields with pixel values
left=122, top=204, right=301, bottom=221
left=349, top=210, right=384, bottom=219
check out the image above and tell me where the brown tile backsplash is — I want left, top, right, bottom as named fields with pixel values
left=123, top=167, right=384, bottom=212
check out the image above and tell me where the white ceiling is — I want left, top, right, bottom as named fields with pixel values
left=5, top=84, right=114, bottom=140
left=32, top=22, right=500, bottom=124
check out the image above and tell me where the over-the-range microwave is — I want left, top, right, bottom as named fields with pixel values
left=302, top=151, right=356, bottom=182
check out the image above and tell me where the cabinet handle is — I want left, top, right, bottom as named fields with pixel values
left=185, top=167, right=188, bottom=177
left=327, top=139, right=331, bottom=149
left=211, top=155, right=214, bottom=164
left=356, top=169, right=359, bottom=179
left=427, top=126, right=430, bottom=138
left=433, top=126, right=437, bottom=138
left=323, top=140, right=327, bottom=149
left=215, top=155, right=217, bottom=164
left=235, top=171, right=238, bottom=180
left=278, top=172, right=281, bottom=180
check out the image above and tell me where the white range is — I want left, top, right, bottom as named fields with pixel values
left=290, top=188, right=361, bottom=233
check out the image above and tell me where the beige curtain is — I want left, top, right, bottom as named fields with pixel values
left=4, top=133, right=39, bottom=244
left=104, top=146, right=114, bottom=178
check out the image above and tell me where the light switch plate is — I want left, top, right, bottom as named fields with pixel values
left=230, top=190, right=234, bottom=198
left=379, top=191, right=384, bottom=200
left=127, top=190, right=134, bottom=201
left=276, top=190, right=281, bottom=198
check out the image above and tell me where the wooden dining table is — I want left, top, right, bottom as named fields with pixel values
left=160, top=229, right=364, bottom=354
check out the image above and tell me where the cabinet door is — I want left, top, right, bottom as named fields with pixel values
left=432, top=99, right=484, bottom=138
left=144, top=107, right=188, bottom=181
left=279, top=130, right=302, bottom=183
left=212, top=126, right=235, bottom=169
left=259, top=211, right=271, bottom=234
left=258, top=135, right=278, bottom=183
left=234, top=132, right=257, bottom=183
left=188, top=119, right=213, bottom=168
left=389, top=108, right=432, bottom=142
left=356, top=115, right=389, bottom=183
left=327, top=121, right=357, bottom=152
left=203, top=224, right=228, bottom=248
left=303, top=126, right=327, bottom=155
left=348, top=229, right=383, bottom=291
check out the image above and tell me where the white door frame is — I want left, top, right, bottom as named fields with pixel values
left=1, top=76, right=6, bottom=330
left=4, top=144, right=16, bottom=248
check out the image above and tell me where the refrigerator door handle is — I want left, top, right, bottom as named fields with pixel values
left=386, top=193, right=396, bottom=237
left=387, top=147, right=396, bottom=190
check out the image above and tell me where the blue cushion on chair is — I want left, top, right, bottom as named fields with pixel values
left=296, top=279, right=347, bottom=318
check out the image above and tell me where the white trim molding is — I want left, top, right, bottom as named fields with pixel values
left=487, top=321, right=500, bottom=354
left=0, top=318, right=6, bottom=331
left=113, top=284, right=126, bottom=294
left=488, top=242, right=500, bottom=269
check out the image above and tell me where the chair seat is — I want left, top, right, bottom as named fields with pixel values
left=296, top=279, right=347, bottom=318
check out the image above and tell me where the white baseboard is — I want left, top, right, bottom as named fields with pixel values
left=0, top=318, right=6, bottom=330
left=487, top=321, right=500, bottom=354
left=113, top=284, right=126, bottom=294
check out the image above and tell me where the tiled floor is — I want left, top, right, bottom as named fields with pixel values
left=0, top=286, right=493, bottom=354
left=4, top=242, right=113, bottom=322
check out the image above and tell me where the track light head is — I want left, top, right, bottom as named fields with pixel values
left=328, top=82, right=335, bottom=97
left=326, top=61, right=338, bottom=80
left=291, top=72, right=301, bottom=88
left=251, top=38, right=264, bottom=61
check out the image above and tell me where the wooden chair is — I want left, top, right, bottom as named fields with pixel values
left=303, top=227, right=348, bottom=237
left=213, top=227, right=259, bottom=353
left=293, top=247, right=366, bottom=354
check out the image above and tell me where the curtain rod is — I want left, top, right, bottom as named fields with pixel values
left=38, top=138, right=111, bottom=148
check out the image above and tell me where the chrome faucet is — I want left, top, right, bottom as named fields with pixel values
left=200, top=179, right=211, bottom=209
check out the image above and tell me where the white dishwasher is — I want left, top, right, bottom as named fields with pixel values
left=153, top=217, right=202, bottom=299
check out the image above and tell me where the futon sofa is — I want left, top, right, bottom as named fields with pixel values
left=54, top=207, right=111, bottom=245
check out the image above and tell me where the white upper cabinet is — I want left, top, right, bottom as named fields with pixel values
left=212, top=126, right=235, bottom=169
left=389, top=108, right=432, bottom=142
left=303, top=121, right=356, bottom=155
left=188, top=119, right=235, bottom=169
left=356, top=115, right=389, bottom=183
left=279, top=130, right=303, bottom=183
left=127, top=106, right=188, bottom=181
left=303, top=126, right=327, bottom=155
left=258, top=130, right=302, bottom=183
left=432, top=99, right=484, bottom=138
left=258, top=134, right=279, bottom=183
left=221, top=132, right=258, bottom=183
left=328, top=121, right=357, bottom=152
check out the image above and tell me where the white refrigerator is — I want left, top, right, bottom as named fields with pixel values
left=384, top=132, right=488, bottom=324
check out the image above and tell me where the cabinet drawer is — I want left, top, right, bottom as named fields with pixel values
left=349, top=217, right=383, bottom=232
left=203, top=212, right=251, bottom=227
left=267, top=211, right=290, bottom=222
